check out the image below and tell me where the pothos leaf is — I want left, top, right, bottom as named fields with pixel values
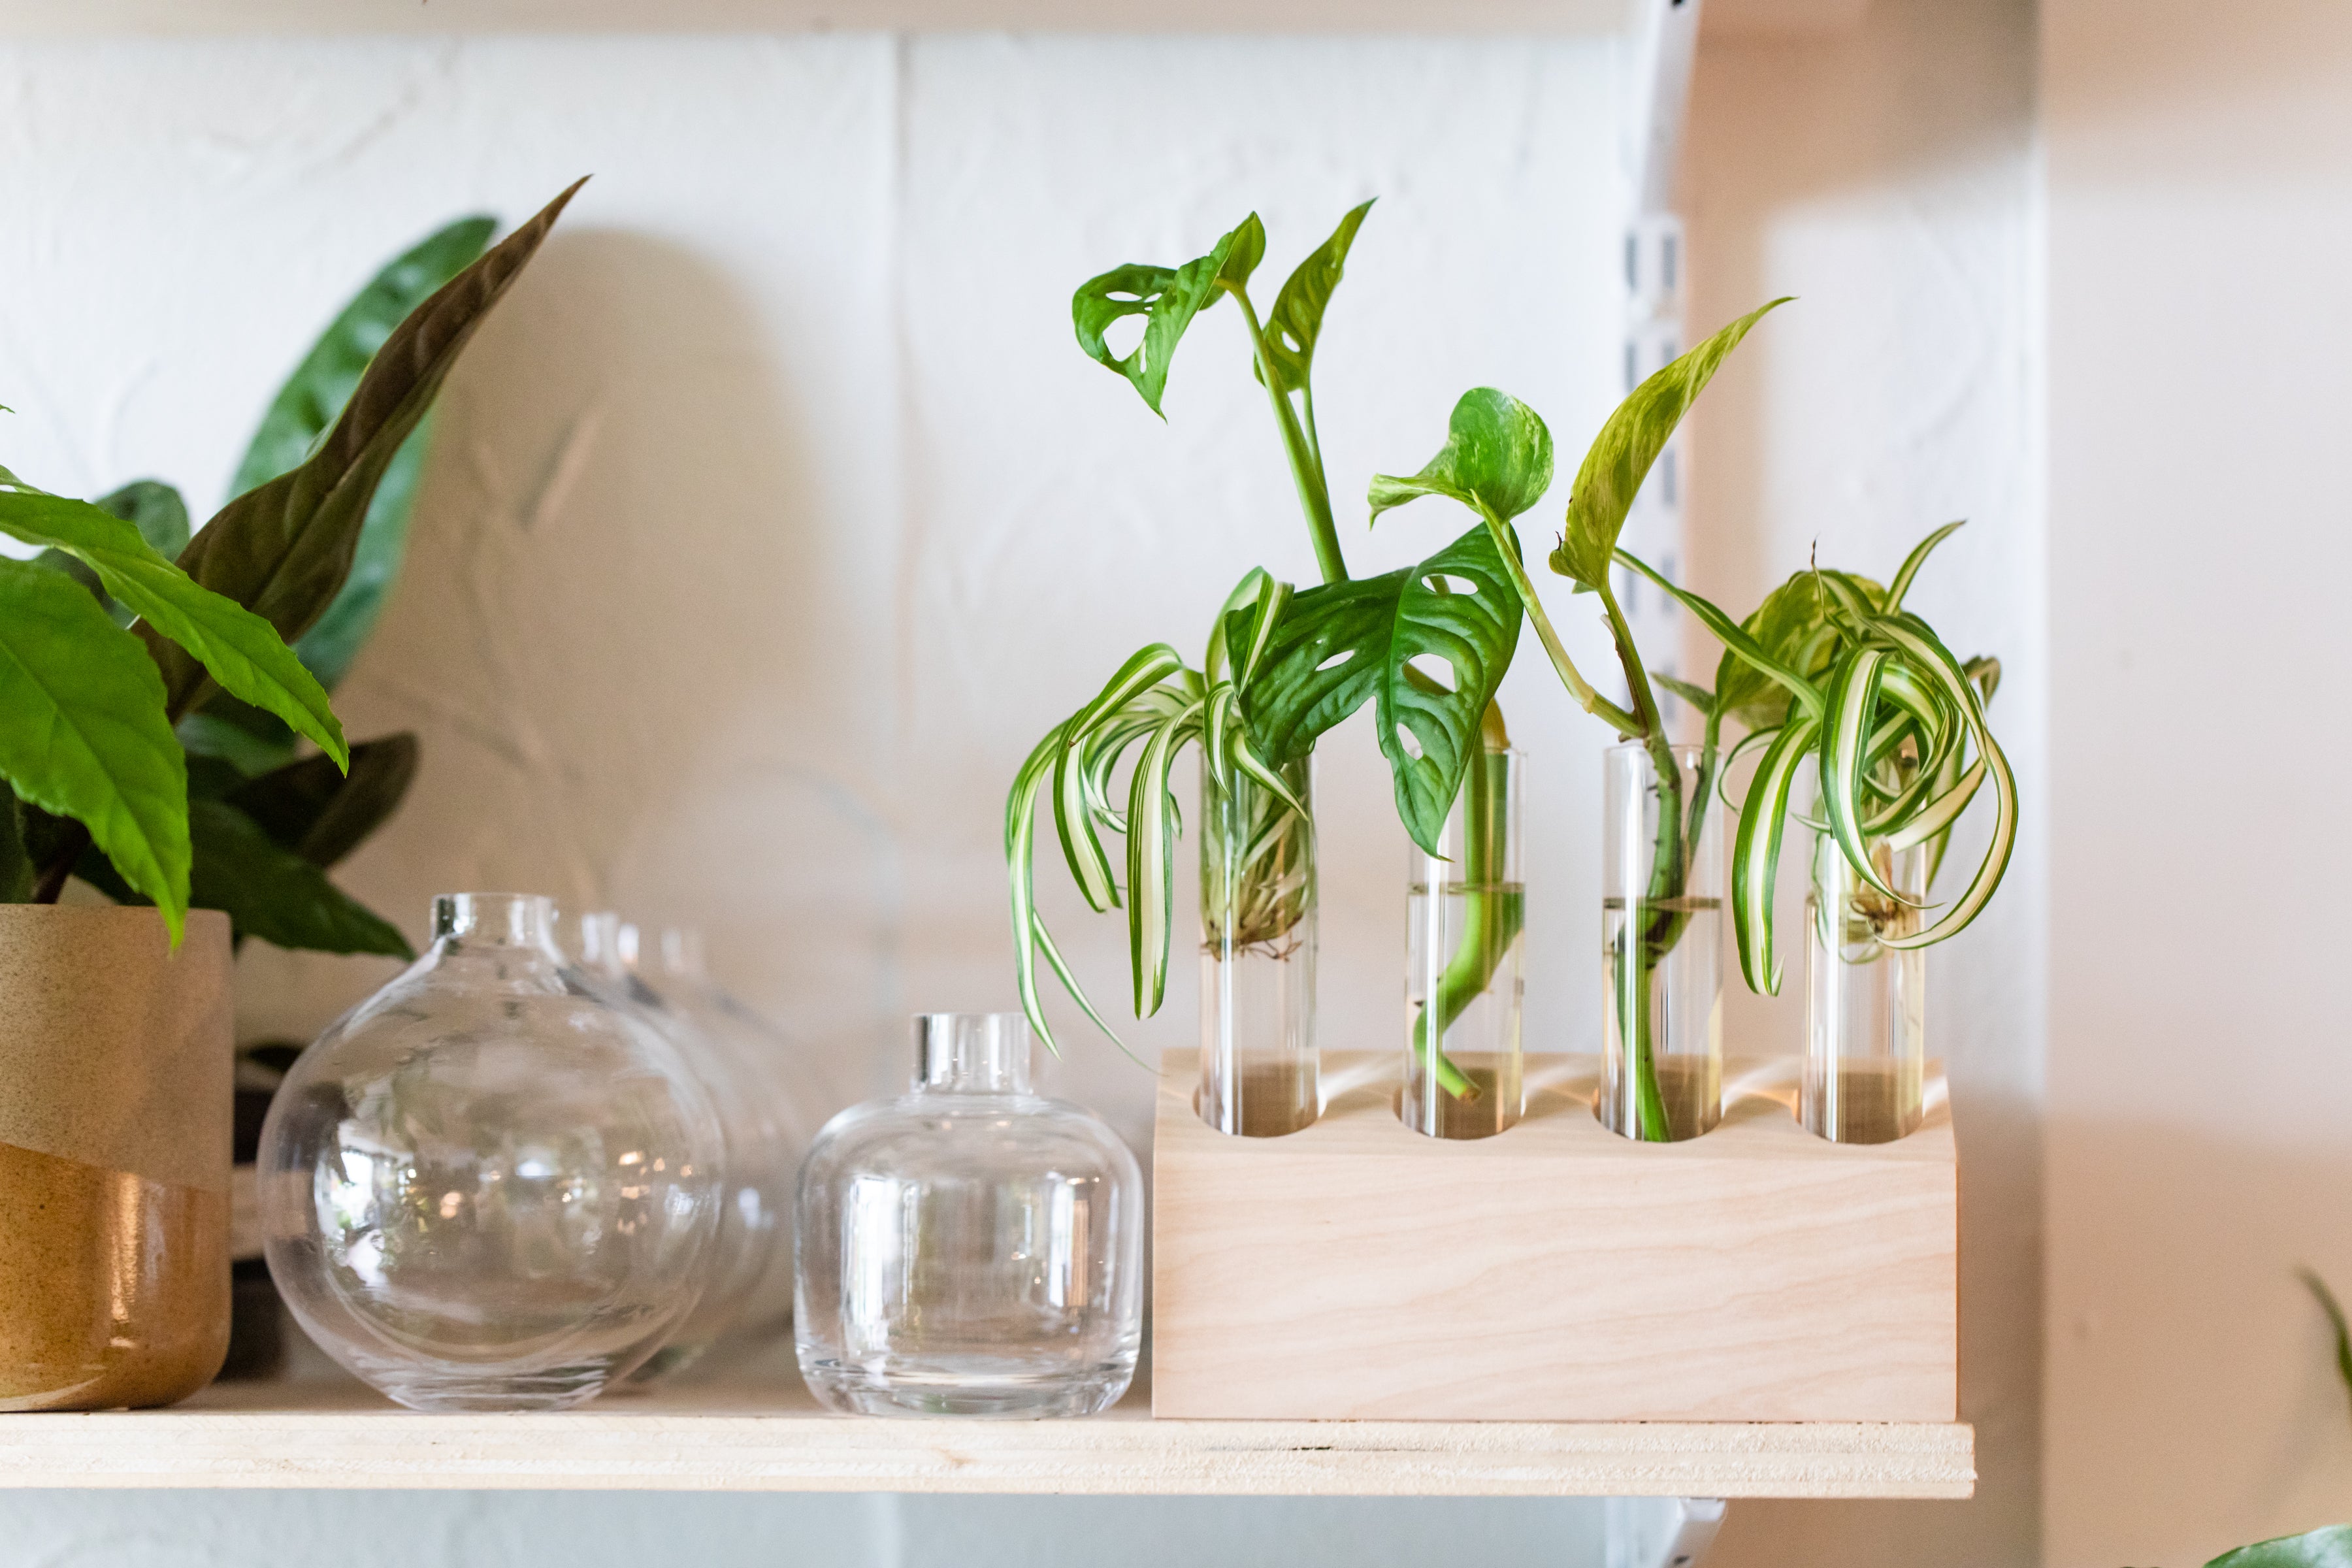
left=1071, top=214, right=1260, bottom=418
left=1368, top=387, right=1556, bottom=526
left=1256, top=200, right=1373, bottom=397
left=1550, top=298, right=1789, bottom=589
left=0, top=558, right=189, bottom=938
left=150, top=180, right=582, bottom=722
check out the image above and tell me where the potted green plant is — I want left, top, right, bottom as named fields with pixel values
left=0, top=181, right=580, bottom=1411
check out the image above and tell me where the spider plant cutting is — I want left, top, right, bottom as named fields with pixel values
left=0, top=184, right=580, bottom=953
left=1614, top=519, right=2015, bottom=1141
left=1006, top=205, right=1546, bottom=1134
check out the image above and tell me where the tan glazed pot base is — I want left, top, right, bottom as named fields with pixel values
left=0, top=1140, right=227, bottom=1409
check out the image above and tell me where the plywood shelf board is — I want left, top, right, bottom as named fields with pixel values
left=0, top=1377, right=1973, bottom=1497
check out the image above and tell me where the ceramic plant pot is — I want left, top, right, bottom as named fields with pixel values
left=0, top=905, right=233, bottom=1411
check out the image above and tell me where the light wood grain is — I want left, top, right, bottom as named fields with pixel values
left=1153, top=1053, right=1959, bottom=1425
left=0, top=1373, right=1972, bottom=1497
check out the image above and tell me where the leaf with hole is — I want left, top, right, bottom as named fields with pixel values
left=1071, top=215, right=1260, bottom=418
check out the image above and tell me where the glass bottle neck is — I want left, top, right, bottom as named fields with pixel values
left=433, top=893, right=560, bottom=956
left=573, top=911, right=642, bottom=979
left=914, top=1013, right=1032, bottom=1094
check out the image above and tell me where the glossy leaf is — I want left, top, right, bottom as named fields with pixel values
left=1819, top=647, right=1901, bottom=902
left=1550, top=299, right=1788, bottom=589
left=0, top=558, right=189, bottom=938
left=1071, top=216, right=1256, bottom=417
left=1368, top=387, right=1556, bottom=527
left=1256, top=200, right=1373, bottom=397
left=186, top=800, right=411, bottom=956
left=150, top=180, right=583, bottom=721
left=39, top=481, right=195, bottom=625
left=2206, top=1527, right=2352, bottom=1568
left=1729, top=713, right=1818, bottom=995
left=230, top=732, right=418, bottom=868
left=1874, top=616, right=2017, bottom=950
left=232, top=215, right=497, bottom=693
left=0, top=487, right=345, bottom=768
left=1124, top=700, right=1200, bottom=1017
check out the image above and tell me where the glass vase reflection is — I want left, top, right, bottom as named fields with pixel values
left=257, top=894, right=723, bottom=1412
left=794, top=1013, right=1143, bottom=1417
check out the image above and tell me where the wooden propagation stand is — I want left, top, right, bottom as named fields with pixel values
left=1152, top=1051, right=1959, bottom=1424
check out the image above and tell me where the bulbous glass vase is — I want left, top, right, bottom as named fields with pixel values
left=257, top=894, right=723, bottom=1412
left=794, top=1013, right=1143, bottom=1417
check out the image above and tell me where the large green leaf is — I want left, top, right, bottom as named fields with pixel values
left=1239, top=525, right=1522, bottom=854
left=1256, top=200, right=1372, bottom=397
left=1368, top=387, right=1556, bottom=527
left=2206, top=1527, right=2352, bottom=1568
left=34, top=481, right=189, bottom=627
left=1550, top=299, right=1788, bottom=589
left=1071, top=215, right=1260, bottom=417
left=230, top=732, right=418, bottom=868
left=0, top=558, right=189, bottom=936
left=232, top=215, right=496, bottom=693
left=149, top=180, right=583, bottom=721
left=0, top=486, right=345, bottom=767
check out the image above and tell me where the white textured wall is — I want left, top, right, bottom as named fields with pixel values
left=0, top=29, right=1627, bottom=1567
left=1679, top=2, right=2045, bottom=1563
left=2044, top=1, right=2352, bottom=1561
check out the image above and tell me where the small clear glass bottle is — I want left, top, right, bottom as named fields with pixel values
left=257, top=894, right=723, bottom=1411
left=1199, top=755, right=1318, bottom=1137
left=1403, top=747, right=1526, bottom=1139
left=570, top=913, right=794, bottom=1382
left=794, top=1013, right=1143, bottom=1417
left=1803, top=834, right=1929, bottom=1143
left=1598, top=742, right=1725, bottom=1142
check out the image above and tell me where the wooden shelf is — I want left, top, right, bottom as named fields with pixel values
left=0, top=1371, right=1972, bottom=1498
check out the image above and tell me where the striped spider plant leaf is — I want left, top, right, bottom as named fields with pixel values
left=1729, top=711, right=1820, bottom=995
left=1871, top=615, right=2016, bottom=951
left=1615, top=547, right=1824, bottom=721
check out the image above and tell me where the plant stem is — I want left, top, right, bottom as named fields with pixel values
left=1411, top=729, right=1523, bottom=1102
left=1226, top=286, right=1348, bottom=587
left=31, top=822, right=87, bottom=905
left=1471, top=504, right=1641, bottom=736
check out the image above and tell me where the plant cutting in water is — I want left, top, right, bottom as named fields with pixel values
left=1616, top=519, right=2016, bottom=1003
left=1366, top=300, right=1788, bottom=1137
left=0, top=184, right=580, bottom=951
left=1007, top=204, right=1544, bottom=1062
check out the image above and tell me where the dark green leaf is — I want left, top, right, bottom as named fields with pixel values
left=233, top=216, right=496, bottom=692
left=1071, top=215, right=1257, bottom=417
left=0, top=557, right=189, bottom=936
left=2302, top=1268, right=2352, bottom=1431
left=231, top=732, right=417, bottom=868
left=2206, top=1526, right=2352, bottom=1568
left=1550, top=299, right=1788, bottom=588
left=1367, top=387, right=1556, bottom=525
left=1256, top=200, right=1372, bottom=397
left=1241, top=525, right=1522, bottom=854
left=185, top=799, right=412, bottom=957
left=0, top=488, right=345, bottom=766
left=150, top=181, right=582, bottom=721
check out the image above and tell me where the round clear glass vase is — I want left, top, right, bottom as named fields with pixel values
left=1598, top=742, right=1725, bottom=1142
left=1803, top=834, right=1929, bottom=1143
left=568, top=913, right=796, bottom=1383
left=1403, top=747, right=1526, bottom=1139
left=257, top=894, right=723, bottom=1411
left=794, top=1013, right=1143, bottom=1417
left=653, top=926, right=828, bottom=1346
left=1198, top=755, right=1318, bottom=1137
